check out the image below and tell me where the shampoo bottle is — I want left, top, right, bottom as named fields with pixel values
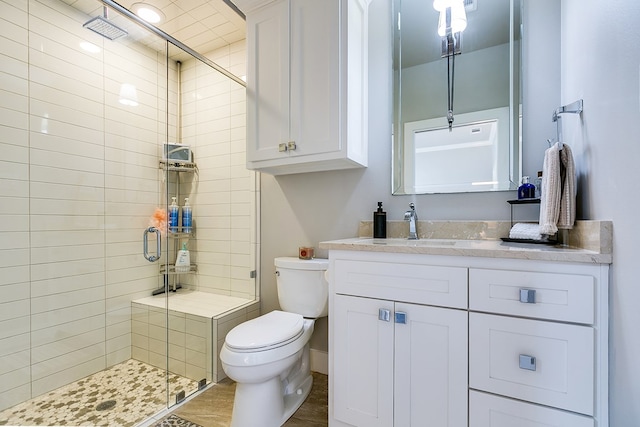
left=175, top=242, right=190, bottom=273
left=169, top=197, right=179, bottom=232
left=518, top=176, right=535, bottom=199
left=182, top=198, right=192, bottom=233
left=373, top=202, right=387, bottom=238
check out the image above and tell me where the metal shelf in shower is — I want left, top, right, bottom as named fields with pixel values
left=159, top=160, right=197, bottom=172
left=160, top=263, right=198, bottom=275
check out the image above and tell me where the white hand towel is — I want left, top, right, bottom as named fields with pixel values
left=539, top=142, right=576, bottom=235
left=509, top=223, right=543, bottom=240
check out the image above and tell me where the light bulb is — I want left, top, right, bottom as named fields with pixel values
left=437, top=1, right=467, bottom=36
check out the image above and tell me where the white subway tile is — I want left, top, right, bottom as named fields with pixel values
left=31, top=286, right=104, bottom=314
left=106, top=345, right=130, bottom=367
left=31, top=300, right=104, bottom=331
left=32, top=328, right=105, bottom=365
left=31, top=314, right=104, bottom=349
left=0, top=349, right=29, bottom=378
left=0, top=247, right=28, bottom=268
left=185, top=334, right=207, bottom=354
left=0, top=266, right=28, bottom=287
left=0, top=299, right=28, bottom=322
left=0, top=383, right=30, bottom=412
left=0, top=106, right=28, bottom=131
left=0, top=32, right=27, bottom=64
left=106, top=330, right=130, bottom=351
left=32, top=355, right=105, bottom=396
left=30, top=165, right=104, bottom=188
left=31, top=258, right=105, bottom=282
left=0, top=365, right=30, bottom=396
left=30, top=230, right=104, bottom=247
left=0, top=317, right=29, bottom=340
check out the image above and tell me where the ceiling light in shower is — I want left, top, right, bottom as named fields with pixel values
left=130, top=3, right=165, bottom=24
left=119, top=83, right=139, bottom=107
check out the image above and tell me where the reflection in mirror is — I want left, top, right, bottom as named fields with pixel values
left=392, top=0, right=522, bottom=195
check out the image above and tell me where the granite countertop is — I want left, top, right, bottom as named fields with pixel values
left=319, top=220, right=613, bottom=264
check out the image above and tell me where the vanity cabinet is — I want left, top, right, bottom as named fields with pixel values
left=468, top=267, right=606, bottom=426
left=329, top=252, right=468, bottom=427
left=242, top=0, right=369, bottom=175
left=327, top=248, right=609, bottom=427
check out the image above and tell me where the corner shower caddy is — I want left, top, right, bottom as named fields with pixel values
left=159, top=159, right=197, bottom=282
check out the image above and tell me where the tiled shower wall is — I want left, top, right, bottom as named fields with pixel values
left=0, top=0, right=254, bottom=412
left=179, top=44, right=256, bottom=299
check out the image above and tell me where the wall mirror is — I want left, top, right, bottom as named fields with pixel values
left=392, top=0, right=522, bottom=195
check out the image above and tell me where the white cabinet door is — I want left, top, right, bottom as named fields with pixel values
left=245, top=0, right=289, bottom=163
left=289, top=0, right=340, bottom=158
left=333, top=294, right=394, bottom=427
left=394, top=303, right=468, bottom=427
left=332, top=295, right=468, bottom=427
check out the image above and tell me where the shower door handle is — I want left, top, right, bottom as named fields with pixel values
left=143, top=226, right=161, bottom=262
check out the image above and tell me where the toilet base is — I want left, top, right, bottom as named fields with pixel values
left=282, top=374, right=313, bottom=424
left=230, top=373, right=313, bottom=427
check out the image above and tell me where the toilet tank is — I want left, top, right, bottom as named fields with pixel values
left=275, top=257, right=329, bottom=318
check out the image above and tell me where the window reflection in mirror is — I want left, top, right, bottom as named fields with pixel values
left=392, top=0, right=522, bottom=195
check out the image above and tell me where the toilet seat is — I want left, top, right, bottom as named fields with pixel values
left=225, top=311, right=304, bottom=353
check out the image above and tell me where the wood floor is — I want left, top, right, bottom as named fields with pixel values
left=166, top=372, right=328, bottom=427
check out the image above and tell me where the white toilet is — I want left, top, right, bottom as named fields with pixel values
left=219, top=257, right=329, bottom=427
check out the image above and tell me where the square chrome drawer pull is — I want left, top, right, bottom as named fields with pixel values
left=395, top=311, right=407, bottom=324
left=519, top=354, right=537, bottom=371
left=379, top=308, right=391, bottom=322
left=519, top=288, right=536, bottom=304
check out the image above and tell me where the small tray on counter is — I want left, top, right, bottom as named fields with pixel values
left=501, top=237, right=557, bottom=245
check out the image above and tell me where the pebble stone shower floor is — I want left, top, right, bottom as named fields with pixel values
left=0, top=359, right=198, bottom=427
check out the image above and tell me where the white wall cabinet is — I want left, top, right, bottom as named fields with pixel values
left=242, top=0, right=369, bottom=175
left=327, top=250, right=609, bottom=427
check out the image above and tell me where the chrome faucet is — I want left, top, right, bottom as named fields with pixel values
left=404, top=203, right=419, bottom=240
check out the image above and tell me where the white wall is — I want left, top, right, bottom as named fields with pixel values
left=561, top=1, right=640, bottom=424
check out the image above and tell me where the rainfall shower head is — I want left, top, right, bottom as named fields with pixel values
left=83, top=6, right=127, bottom=40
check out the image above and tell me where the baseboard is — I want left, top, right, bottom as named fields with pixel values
left=310, top=349, right=328, bottom=375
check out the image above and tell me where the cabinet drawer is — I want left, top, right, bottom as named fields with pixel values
left=469, top=313, right=594, bottom=415
left=470, top=391, right=594, bottom=427
left=469, top=268, right=594, bottom=324
left=334, top=259, right=467, bottom=308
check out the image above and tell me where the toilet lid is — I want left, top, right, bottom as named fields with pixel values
left=225, top=310, right=305, bottom=352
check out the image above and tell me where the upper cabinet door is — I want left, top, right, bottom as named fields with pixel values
left=289, top=0, right=340, bottom=158
left=245, top=0, right=289, bottom=163
left=244, top=0, right=370, bottom=175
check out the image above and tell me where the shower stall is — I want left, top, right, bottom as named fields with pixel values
left=0, top=0, right=258, bottom=425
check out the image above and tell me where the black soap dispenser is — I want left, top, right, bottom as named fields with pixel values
left=373, top=202, right=387, bottom=238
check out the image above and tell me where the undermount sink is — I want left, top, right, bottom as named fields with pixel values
left=354, top=238, right=458, bottom=247
left=408, top=239, right=457, bottom=246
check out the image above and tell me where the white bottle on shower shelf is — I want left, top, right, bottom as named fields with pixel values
left=175, top=242, right=190, bottom=273
left=182, top=198, right=192, bottom=233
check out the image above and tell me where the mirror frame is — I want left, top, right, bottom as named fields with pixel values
left=392, top=0, right=522, bottom=195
